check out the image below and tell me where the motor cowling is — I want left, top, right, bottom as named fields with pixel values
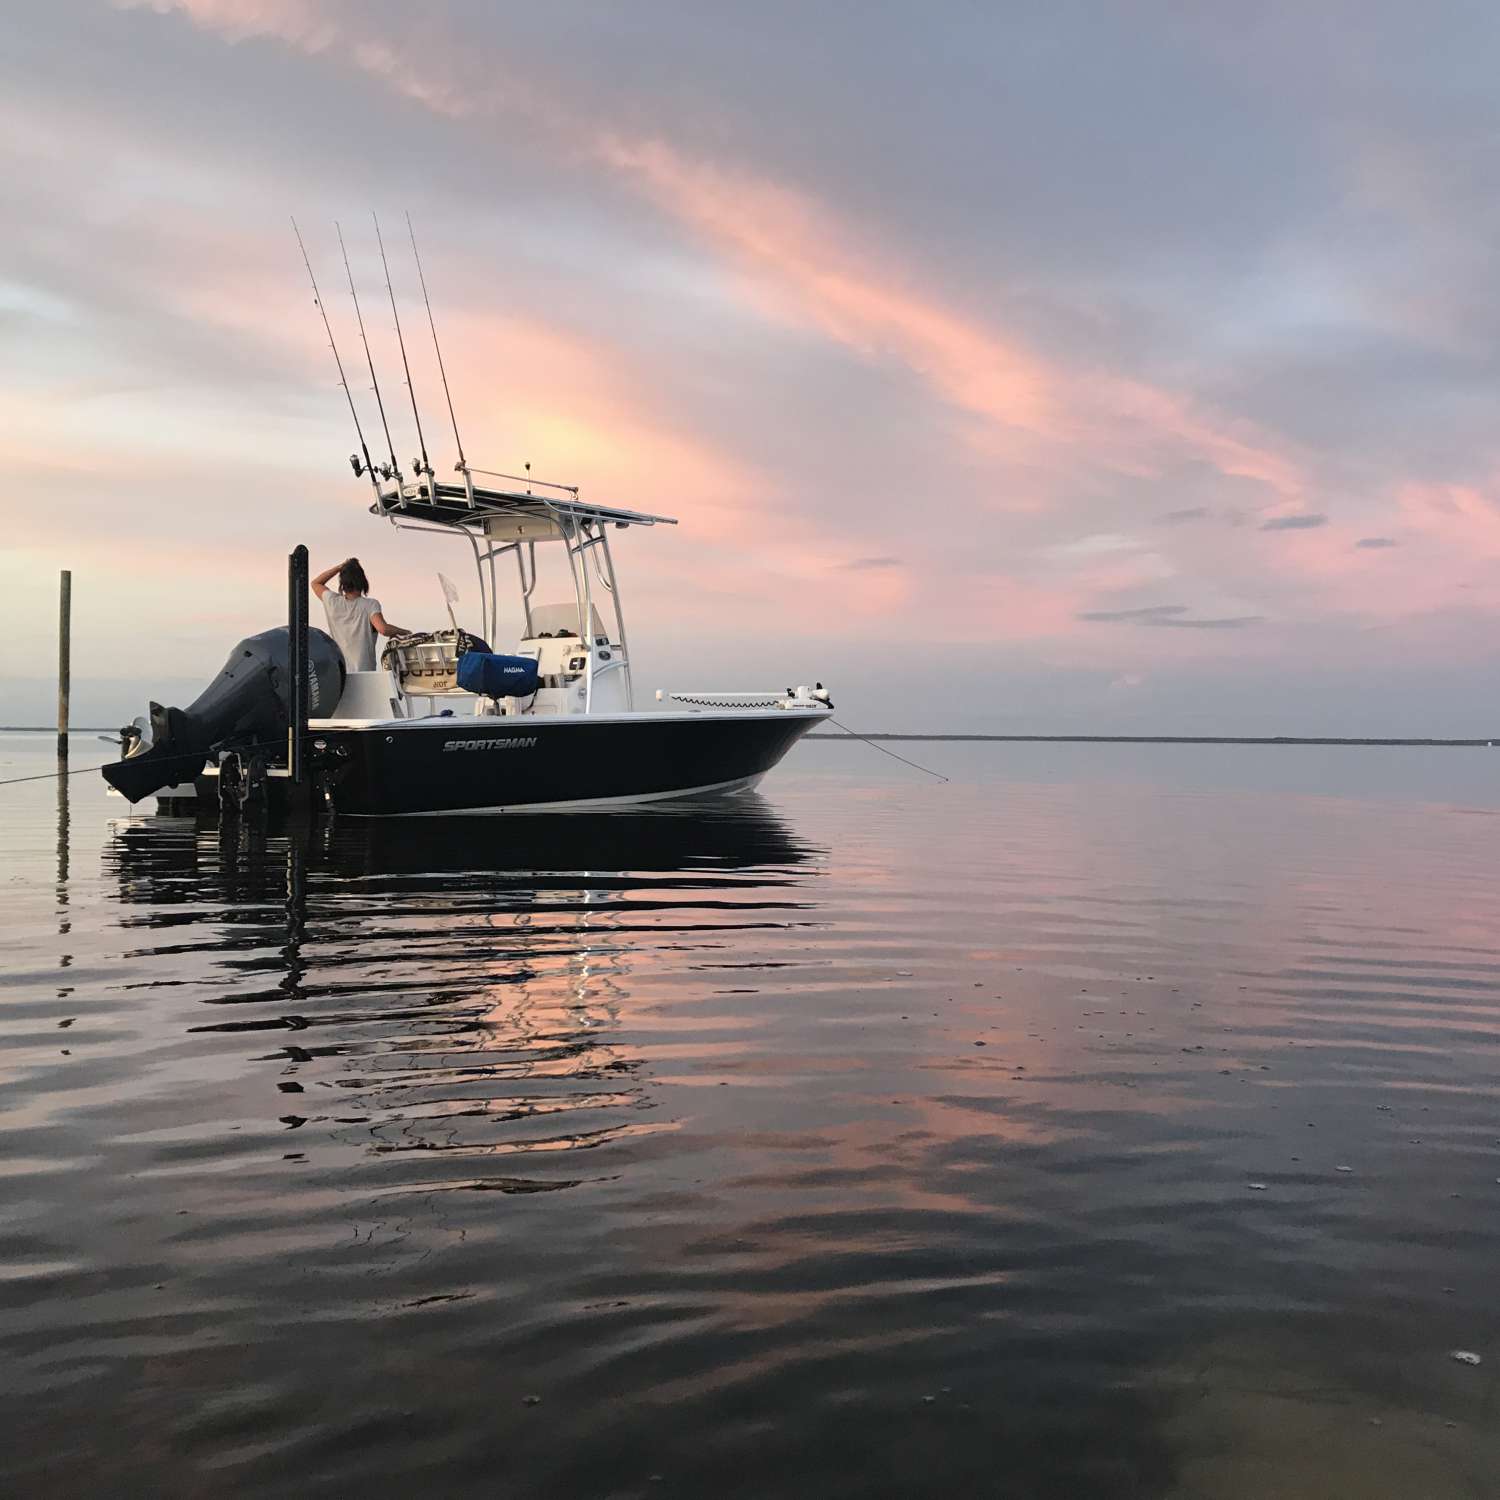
left=101, top=626, right=345, bottom=803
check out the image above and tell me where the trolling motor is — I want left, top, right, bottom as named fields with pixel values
left=102, top=626, right=344, bottom=803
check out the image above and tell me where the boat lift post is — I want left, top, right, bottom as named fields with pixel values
left=57, top=569, right=71, bottom=760
left=287, top=545, right=309, bottom=800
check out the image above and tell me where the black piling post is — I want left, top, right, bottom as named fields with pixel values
left=57, top=569, right=71, bottom=760
left=288, top=546, right=309, bottom=792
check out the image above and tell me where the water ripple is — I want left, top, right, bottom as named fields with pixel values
left=2, top=740, right=1500, bottom=1495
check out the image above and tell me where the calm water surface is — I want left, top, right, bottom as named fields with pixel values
left=3, top=732, right=1500, bottom=1497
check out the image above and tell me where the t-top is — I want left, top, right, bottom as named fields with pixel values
left=321, top=592, right=382, bottom=671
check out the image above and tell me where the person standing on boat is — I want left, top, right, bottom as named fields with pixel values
left=311, top=558, right=407, bottom=671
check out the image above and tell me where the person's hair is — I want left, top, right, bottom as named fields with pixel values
left=339, top=559, right=370, bottom=594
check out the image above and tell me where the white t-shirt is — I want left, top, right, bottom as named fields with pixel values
left=321, top=592, right=382, bottom=671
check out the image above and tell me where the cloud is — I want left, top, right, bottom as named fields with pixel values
left=1078, top=604, right=1188, bottom=623
left=1355, top=535, right=1398, bottom=549
left=1259, top=513, right=1328, bottom=531
left=1161, top=506, right=1210, bottom=523
left=1078, top=604, right=1263, bottom=629
left=836, top=555, right=902, bottom=570
left=599, top=134, right=1308, bottom=499
left=1158, top=614, right=1266, bottom=629
left=123, top=0, right=1313, bottom=507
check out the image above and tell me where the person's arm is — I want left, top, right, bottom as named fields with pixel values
left=371, top=612, right=408, bottom=638
left=311, top=560, right=349, bottom=601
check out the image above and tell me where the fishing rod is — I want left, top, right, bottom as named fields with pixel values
left=373, top=210, right=430, bottom=482
left=406, top=210, right=470, bottom=493
left=337, top=219, right=401, bottom=482
left=292, top=217, right=381, bottom=495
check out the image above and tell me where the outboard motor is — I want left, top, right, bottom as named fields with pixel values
left=102, top=626, right=345, bottom=803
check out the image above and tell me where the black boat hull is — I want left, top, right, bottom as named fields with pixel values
left=312, top=709, right=827, bottom=815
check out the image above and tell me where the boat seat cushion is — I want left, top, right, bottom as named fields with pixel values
left=457, top=651, right=541, bottom=698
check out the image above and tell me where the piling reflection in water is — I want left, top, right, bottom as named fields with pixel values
left=55, top=756, right=70, bottom=936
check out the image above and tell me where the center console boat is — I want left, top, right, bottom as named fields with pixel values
left=103, top=470, right=831, bottom=816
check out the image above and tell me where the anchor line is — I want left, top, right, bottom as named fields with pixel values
left=827, top=718, right=950, bottom=783
left=0, top=735, right=303, bottom=789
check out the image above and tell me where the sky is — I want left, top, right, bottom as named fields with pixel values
left=5, top=0, right=1500, bottom=733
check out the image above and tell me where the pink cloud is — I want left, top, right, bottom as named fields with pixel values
left=132, top=0, right=1307, bottom=509
left=1398, top=480, right=1500, bottom=558
left=117, top=0, right=341, bottom=52
left=595, top=135, right=1308, bottom=503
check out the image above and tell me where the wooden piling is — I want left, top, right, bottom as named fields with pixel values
left=57, top=569, right=71, bottom=759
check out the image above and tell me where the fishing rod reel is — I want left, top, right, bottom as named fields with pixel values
left=350, top=453, right=397, bottom=481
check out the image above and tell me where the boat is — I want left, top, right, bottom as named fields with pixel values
left=102, top=471, right=832, bottom=815
left=101, top=219, right=832, bottom=815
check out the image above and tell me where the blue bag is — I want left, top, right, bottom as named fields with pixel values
left=457, top=651, right=541, bottom=698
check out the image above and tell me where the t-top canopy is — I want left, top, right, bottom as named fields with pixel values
left=371, top=478, right=677, bottom=535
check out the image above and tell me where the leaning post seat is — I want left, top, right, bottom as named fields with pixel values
left=380, top=628, right=490, bottom=693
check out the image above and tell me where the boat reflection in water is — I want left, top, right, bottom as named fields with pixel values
left=104, top=798, right=822, bottom=1180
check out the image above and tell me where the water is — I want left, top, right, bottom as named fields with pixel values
left=4, top=730, right=1500, bottom=1497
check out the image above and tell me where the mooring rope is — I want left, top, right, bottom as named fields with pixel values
left=826, top=718, right=950, bottom=783
left=0, top=736, right=290, bottom=790
left=0, top=761, right=121, bottom=787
